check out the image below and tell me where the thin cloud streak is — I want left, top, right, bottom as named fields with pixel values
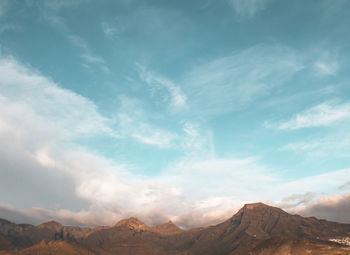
left=182, top=44, right=303, bottom=117
left=43, top=14, right=110, bottom=73
left=281, top=134, right=350, bottom=158
left=266, top=101, right=350, bottom=130
left=115, top=95, right=179, bottom=148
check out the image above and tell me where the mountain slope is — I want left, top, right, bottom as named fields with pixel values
left=1, top=203, right=350, bottom=255
left=172, top=203, right=350, bottom=254
left=250, top=237, right=350, bottom=255
left=0, top=218, right=94, bottom=250
left=151, top=221, right=184, bottom=235
left=0, top=240, right=96, bottom=255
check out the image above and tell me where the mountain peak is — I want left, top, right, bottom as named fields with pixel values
left=163, top=220, right=177, bottom=226
left=115, top=217, right=149, bottom=231
left=151, top=220, right=183, bottom=235
left=37, top=221, right=63, bottom=230
left=239, top=202, right=286, bottom=215
left=243, top=202, right=269, bottom=209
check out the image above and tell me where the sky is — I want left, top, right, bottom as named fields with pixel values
left=0, top=0, right=350, bottom=229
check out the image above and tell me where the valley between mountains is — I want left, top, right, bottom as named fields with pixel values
left=1, top=203, right=350, bottom=255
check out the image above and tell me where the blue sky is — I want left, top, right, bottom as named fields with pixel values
left=1, top=0, right=350, bottom=228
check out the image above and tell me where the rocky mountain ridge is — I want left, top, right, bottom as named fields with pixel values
left=0, top=203, right=349, bottom=254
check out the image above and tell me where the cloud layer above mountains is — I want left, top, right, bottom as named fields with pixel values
left=1, top=0, right=350, bottom=228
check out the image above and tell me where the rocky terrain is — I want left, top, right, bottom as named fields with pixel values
left=0, top=203, right=350, bottom=255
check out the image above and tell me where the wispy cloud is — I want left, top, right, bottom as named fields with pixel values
left=41, top=0, right=85, bottom=11
left=280, top=135, right=350, bottom=157
left=0, top=0, right=9, bottom=19
left=313, top=51, right=339, bottom=76
left=320, top=0, right=350, bottom=17
left=0, top=0, right=15, bottom=35
left=101, top=19, right=124, bottom=39
left=273, top=168, right=350, bottom=199
left=131, top=124, right=178, bottom=148
left=138, top=64, right=187, bottom=110
left=0, top=24, right=17, bottom=35
left=228, top=0, right=270, bottom=18
left=183, top=45, right=303, bottom=117
left=181, top=122, right=214, bottom=157
left=314, top=60, right=339, bottom=76
left=43, top=14, right=110, bottom=73
left=266, top=101, right=350, bottom=130
left=116, top=96, right=179, bottom=148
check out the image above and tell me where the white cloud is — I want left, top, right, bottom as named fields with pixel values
left=0, top=56, right=185, bottom=226
left=159, top=157, right=277, bottom=203
left=183, top=45, right=303, bottom=117
left=35, top=147, right=56, bottom=168
left=339, top=181, right=350, bottom=190
left=267, top=101, right=350, bottom=130
left=293, top=193, right=350, bottom=223
left=173, top=197, right=238, bottom=228
left=0, top=57, right=114, bottom=138
left=228, top=0, right=270, bottom=18
left=2, top=56, right=350, bottom=228
left=265, top=169, right=350, bottom=221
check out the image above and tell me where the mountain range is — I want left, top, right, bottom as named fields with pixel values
left=1, top=203, right=350, bottom=255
